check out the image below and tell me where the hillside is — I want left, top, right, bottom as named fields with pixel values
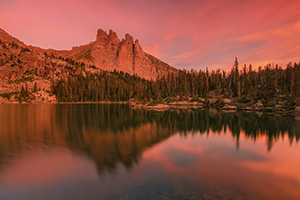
left=0, top=28, right=176, bottom=103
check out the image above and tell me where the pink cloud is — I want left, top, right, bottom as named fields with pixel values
left=1, top=0, right=300, bottom=70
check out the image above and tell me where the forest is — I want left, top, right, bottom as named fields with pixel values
left=51, top=58, right=300, bottom=109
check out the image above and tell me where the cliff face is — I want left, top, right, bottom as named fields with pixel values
left=57, top=29, right=176, bottom=80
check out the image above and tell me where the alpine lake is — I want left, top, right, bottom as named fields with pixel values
left=0, top=104, right=299, bottom=200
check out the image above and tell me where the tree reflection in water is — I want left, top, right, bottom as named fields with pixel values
left=0, top=104, right=299, bottom=173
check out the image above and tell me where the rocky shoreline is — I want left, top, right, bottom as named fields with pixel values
left=129, top=99, right=300, bottom=114
left=1, top=98, right=299, bottom=115
left=0, top=100, right=128, bottom=105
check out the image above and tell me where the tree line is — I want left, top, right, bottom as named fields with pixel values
left=52, top=58, right=300, bottom=105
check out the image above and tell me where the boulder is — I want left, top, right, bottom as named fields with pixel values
left=223, top=98, right=232, bottom=104
left=222, top=105, right=237, bottom=110
left=256, top=100, right=263, bottom=107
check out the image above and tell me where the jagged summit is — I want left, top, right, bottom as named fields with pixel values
left=57, top=29, right=176, bottom=80
left=96, top=29, right=120, bottom=43
left=0, top=28, right=176, bottom=80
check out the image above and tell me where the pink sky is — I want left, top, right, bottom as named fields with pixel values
left=1, top=0, right=300, bottom=70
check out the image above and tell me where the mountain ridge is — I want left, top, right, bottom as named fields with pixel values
left=1, top=28, right=176, bottom=79
left=52, top=29, right=176, bottom=80
left=0, top=28, right=177, bottom=103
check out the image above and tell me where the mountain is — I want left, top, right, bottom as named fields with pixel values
left=0, top=28, right=177, bottom=103
left=52, top=29, right=176, bottom=80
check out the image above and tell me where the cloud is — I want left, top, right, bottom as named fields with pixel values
left=1, top=0, right=300, bottom=70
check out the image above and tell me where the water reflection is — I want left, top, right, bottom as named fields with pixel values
left=0, top=104, right=300, bottom=171
left=0, top=104, right=299, bottom=199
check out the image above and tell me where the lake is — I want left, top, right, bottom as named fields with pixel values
left=0, top=104, right=299, bottom=200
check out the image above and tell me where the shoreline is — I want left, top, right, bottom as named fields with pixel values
left=0, top=101, right=299, bottom=115
left=129, top=100, right=300, bottom=115
left=0, top=101, right=128, bottom=105
left=131, top=105, right=300, bottom=115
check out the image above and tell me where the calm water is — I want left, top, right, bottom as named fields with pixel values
left=0, top=104, right=299, bottom=200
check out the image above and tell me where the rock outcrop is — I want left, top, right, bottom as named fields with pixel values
left=57, top=29, right=176, bottom=80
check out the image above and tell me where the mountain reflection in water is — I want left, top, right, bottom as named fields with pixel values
left=0, top=104, right=299, bottom=200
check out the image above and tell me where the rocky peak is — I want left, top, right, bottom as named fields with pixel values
left=96, top=29, right=108, bottom=43
left=124, top=34, right=133, bottom=44
left=108, top=30, right=117, bottom=38
left=107, top=30, right=120, bottom=45
left=56, top=28, right=176, bottom=79
left=134, top=39, right=143, bottom=56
